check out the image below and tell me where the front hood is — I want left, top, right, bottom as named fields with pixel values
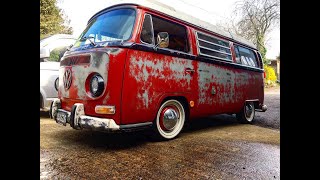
left=58, top=47, right=125, bottom=100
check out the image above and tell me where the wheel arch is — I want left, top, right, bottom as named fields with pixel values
left=157, top=95, right=190, bottom=122
left=244, top=99, right=260, bottom=109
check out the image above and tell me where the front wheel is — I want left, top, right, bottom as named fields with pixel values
left=153, top=99, right=186, bottom=140
left=236, top=101, right=255, bottom=124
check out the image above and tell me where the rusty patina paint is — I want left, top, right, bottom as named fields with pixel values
left=58, top=48, right=127, bottom=125
left=121, top=49, right=197, bottom=124
left=128, top=54, right=193, bottom=109
left=60, top=52, right=110, bottom=100
left=58, top=47, right=262, bottom=126
left=121, top=47, right=262, bottom=124
left=57, top=5, right=264, bottom=127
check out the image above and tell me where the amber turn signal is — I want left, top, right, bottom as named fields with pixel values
left=95, top=105, right=115, bottom=114
left=189, top=101, right=194, bottom=107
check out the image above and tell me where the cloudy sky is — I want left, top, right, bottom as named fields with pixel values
left=58, top=0, right=279, bottom=59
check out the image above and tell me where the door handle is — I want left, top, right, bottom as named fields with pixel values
left=185, top=68, right=195, bottom=73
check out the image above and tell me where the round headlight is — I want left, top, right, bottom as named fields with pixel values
left=54, top=78, right=59, bottom=91
left=90, top=74, right=104, bottom=97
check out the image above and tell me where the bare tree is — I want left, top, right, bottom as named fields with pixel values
left=220, top=0, right=280, bottom=64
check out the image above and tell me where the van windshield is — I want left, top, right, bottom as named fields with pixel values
left=74, top=8, right=136, bottom=48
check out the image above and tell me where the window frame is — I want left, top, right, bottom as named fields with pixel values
left=234, top=44, right=259, bottom=68
left=140, top=13, right=155, bottom=45
left=195, top=31, right=233, bottom=62
left=139, top=12, right=191, bottom=54
left=74, top=7, right=137, bottom=48
left=256, top=51, right=263, bottom=69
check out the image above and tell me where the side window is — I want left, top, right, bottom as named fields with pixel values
left=235, top=45, right=258, bottom=68
left=151, top=15, right=189, bottom=52
left=196, top=32, right=232, bottom=61
left=140, top=14, right=189, bottom=52
left=140, top=14, right=154, bottom=44
left=241, top=56, right=248, bottom=65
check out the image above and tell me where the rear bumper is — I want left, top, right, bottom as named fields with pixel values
left=255, top=104, right=268, bottom=112
left=51, top=99, right=120, bottom=131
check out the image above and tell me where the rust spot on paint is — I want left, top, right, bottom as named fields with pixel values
left=129, top=53, right=194, bottom=109
left=60, top=51, right=110, bottom=100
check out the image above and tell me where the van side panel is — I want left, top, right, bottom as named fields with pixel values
left=121, top=49, right=196, bottom=124
left=193, top=62, right=241, bottom=116
left=119, top=8, right=264, bottom=125
left=121, top=49, right=263, bottom=125
left=188, top=26, right=264, bottom=118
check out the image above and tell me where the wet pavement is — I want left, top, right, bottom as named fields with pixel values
left=40, top=87, right=280, bottom=179
left=254, top=86, right=280, bottom=129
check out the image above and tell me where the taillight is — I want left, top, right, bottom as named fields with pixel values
left=263, top=71, right=266, bottom=78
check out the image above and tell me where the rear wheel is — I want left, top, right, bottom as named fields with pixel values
left=236, top=101, right=255, bottom=124
left=153, top=99, right=185, bottom=140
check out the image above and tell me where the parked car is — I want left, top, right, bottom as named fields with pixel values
left=40, top=34, right=76, bottom=110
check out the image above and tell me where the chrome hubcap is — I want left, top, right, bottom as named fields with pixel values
left=162, top=108, right=179, bottom=131
left=156, top=100, right=185, bottom=139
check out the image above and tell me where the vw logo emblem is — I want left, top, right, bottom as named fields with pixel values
left=63, top=69, right=72, bottom=90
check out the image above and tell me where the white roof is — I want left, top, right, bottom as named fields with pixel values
left=91, top=0, right=256, bottom=49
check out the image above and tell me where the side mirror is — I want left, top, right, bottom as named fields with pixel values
left=154, top=32, right=169, bottom=50
left=40, top=47, right=50, bottom=59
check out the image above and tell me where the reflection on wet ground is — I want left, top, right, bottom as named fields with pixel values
left=40, top=114, right=279, bottom=179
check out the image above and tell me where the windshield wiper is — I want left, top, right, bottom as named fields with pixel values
left=80, top=36, right=96, bottom=46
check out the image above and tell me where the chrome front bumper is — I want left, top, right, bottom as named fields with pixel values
left=51, top=99, right=120, bottom=131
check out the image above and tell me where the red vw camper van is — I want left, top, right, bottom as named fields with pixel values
left=50, top=1, right=267, bottom=140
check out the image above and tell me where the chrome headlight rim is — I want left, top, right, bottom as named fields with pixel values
left=90, top=74, right=104, bottom=97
